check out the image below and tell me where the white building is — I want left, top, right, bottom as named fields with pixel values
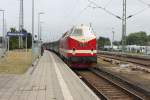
left=103, top=45, right=150, bottom=54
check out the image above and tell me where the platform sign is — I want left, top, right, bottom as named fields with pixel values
left=7, top=32, right=27, bottom=37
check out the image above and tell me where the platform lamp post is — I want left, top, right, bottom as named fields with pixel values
left=0, top=10, right=5, bottom=55
left=39, top=21, right=44, bottom=41
left=32, top=0, right=35, bottom=63
left=122, top=0, right=127, bottom=53
left=38, top=12, right=44, bottom=56
left=38, top=12, right=44, bottom=42
left=112, top=28, right=115, bottom=52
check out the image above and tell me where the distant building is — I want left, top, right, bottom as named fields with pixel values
left=103, top=45, right=150, bottom=55
left=126, top=45, right=150, bottom=54
left=104, top=45, right=121, bottom=51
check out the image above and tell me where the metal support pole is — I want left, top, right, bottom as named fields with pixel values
left=2, top=11, right=4, bottom=40
left=40, top=21, right=44, bottom=41
left=39, top=20, right=42, bottom=42
left=38, top=12, right=44, bottom=42
left=0, top=10, right=5, bottom=55
left=19, top=0, right=24, bottom=49
left=38, top=14, right=40, bottom=41
left=40, top=22, right=42, bottom=56
left=26, top=33, right=27, bottom=52
left=38, top=12, right=44, bottom=57
left=122, top=0, right=127, bottom=52
left=32, top=0, right=35, bottom=62
left=8, top=37, right=9, bottom=52
left=4, top=15, right=7, bottom=53
left=124, top=0, right=127, bottom=51
left=2, top=11, right=5, bottom=53
left=112, top=30, right=115, bottom=52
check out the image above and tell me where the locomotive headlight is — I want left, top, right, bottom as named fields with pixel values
left=91, top=48, right=94, bottom=55
left=72, top=48, right=76, bottom=55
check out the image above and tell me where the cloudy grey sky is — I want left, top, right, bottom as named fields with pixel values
left=0, top=0, right=150, bottom=42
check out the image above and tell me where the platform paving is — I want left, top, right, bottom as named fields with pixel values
left=0, top=51, right=100, bottom=100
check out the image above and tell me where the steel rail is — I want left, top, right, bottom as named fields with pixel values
left=90, top=68, right=148, bottom=99
left=75, top=68, right=149, bottom=100
left=99, top=54, right=150, bottom=67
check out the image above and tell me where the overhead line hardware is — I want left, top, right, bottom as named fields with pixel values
left=137, top=0, right=150, bottom=7
left=88, top=0, right=150, bottom=20
left=88, top=0, right=122, bottom=20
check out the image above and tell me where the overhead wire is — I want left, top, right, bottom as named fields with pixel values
left=67, top=0, right=150, bottom=26
left=88, top=0, right=121, bottom=19
left=127, top=0, right=150, bottom=19
left=104, top=0, right=113, bottom=8
left=67, top=0, right=120, bottom=26
left=88, top=0, right=150, bottom=20
left=68, top=2, right=92, bottom=26
left=127, top=7, right=150, bottom=19
left=137, top=0, right=150, bottom=6
left=63, top=0, right=80, bottom=26
left=77, top=4, right=91, bottom=16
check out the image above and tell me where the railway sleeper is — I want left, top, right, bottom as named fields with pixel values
left=101, top=92, right=134, bottom=100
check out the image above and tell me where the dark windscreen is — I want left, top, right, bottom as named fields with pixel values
left=71, top=29, right=83, bottom=36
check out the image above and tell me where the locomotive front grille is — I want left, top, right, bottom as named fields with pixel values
left=79, top=43, right=88, bottom=47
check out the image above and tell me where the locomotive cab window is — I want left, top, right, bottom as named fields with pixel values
left=82, top=28, right=94, bottom=36
left=71, top=29, right=83, bottom=36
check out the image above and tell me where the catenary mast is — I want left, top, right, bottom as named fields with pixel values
left=19, top=0, right=24, bottom=48
left=122, top=0, right=127, bottom=52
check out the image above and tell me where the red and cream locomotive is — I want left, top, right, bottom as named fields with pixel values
left=47, top=25, right=97, bottom=69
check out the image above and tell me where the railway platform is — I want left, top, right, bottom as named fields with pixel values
left=0, top=51, right=100, bottom=100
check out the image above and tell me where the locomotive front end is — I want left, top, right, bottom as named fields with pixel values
left=67, top=25, right=97, bottom=68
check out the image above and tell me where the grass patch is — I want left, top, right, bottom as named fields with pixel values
left=0, top=50, right=33, bottom=74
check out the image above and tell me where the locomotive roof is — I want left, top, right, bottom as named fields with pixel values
left=71, top=25, right=95, bottom=36
left=60, top=25, right=96, bottom=39
left=74, top=25, right=90, bottom=30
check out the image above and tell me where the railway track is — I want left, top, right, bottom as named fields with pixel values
left=75, top=68, right=149, bottom=100
left=98, top=54, right=150, bottom=67
left=98, top=54, right=150, bottom=73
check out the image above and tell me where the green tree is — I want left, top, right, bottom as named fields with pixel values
left=97, top=36, right=111, bottom=49
left=148, top=35, right=150, bottom=41
left=22, top=33, right=32, bottom=48
left=9, top=36, right=19, bottom=50
left=113, top=41, right=121, bottom=46
left=147, top=35, right=150, bottom=45
left=9, top=28, right=32, bottom=49
left=126, top=31, right=148, bottom=45
left=10, top=27, right=17, bottom=32
left=9, top=27, right=18, bottom=49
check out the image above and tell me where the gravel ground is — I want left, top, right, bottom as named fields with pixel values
left=97, top=57, right=150, bottom=92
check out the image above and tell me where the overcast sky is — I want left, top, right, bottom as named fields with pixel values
left=0, top=0, right=150, bottom=42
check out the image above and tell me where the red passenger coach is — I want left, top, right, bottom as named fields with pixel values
left=59, top=25, right=97, bottom=69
